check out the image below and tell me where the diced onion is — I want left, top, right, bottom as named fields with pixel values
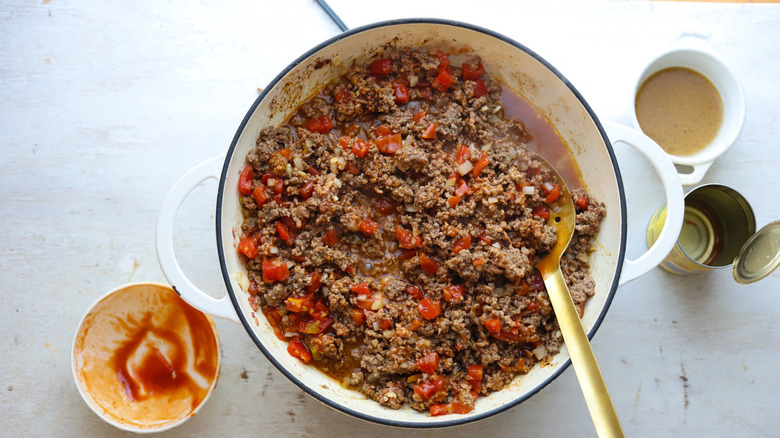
left=294, top=157, right=305, bottom=171
left=403, top=135, right=414, bottom=148
left=523, top=185, right=536, bottom=195
left=234, top=272, right=249, bottom=291
left=267, top=178, right=276, bottom=187
left=333, top=178, right=342, bottom=188
left=487, top=197, right=499, bottom=204
left=284, top=332, right=297, bottom=338
left=269, top=246, right=279, bottom=254
left=405, top=205, right=417, bottom=212
left=492, top=105, right=502, bottom=114
left=457, top=161, right=474, bottom=176
left=480, top=105, right=489, bottom=112
left=409, top=75, right=418, bottom=87
left=372, top=321, right=381, bottom=331
left=543, top=182, right=555, bottom=193
left=481, top=143, right=492, bottom=152
left=533, top=345, right=548, bottom=360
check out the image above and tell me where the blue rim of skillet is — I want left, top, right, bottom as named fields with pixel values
left=215, top=17, right=626, bottom=429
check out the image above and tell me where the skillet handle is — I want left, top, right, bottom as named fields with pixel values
left=603, top=123, right=684, bottom=286
left=155, top=154, right=240, bottom=322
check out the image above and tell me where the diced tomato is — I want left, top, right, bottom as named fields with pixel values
left=351, top=138, right=371, bottom=157
left=372, top=197, right=396, bottom=216
left=435, top=51, right=449, bottom=72
left=355, top=294, right=384, bottom=311
left=454, top=181, right=469, bottom=197
left=395, top=226, right=423, bottom=249
left=414, top=374, right=445, bottom=401
left=307, top=165, right=321, bottom=176
left=352, top=309, right=366, bottom=326
left=421, top=122, right=437, bottom=139
left=452, top=235, right=471, bottom=254
left=347, top=162, right=361, bottom=175
left=376, top=133, right=403, bottom=154
left=473, top=257, right=484, bottom=266
left=482, top=317, right=501, bottom=334
left=238, top=165, right=254, bottom=195
left=358, top=218, right=379, bottom=235
left=429, top=404, right=449, bottom=416
left=448, top=195, right=461, bottom=208
left=418, top=297, right=441, bottom=320
left=334, top=85, right=351, bottom=103
left=379, top=318, right=393, bottom=330
left=248, top=280, right=258, bottom=296
left=527, top=301, right=539, bottom=313
left=277, top=221, right=291, bottom=241
left=273, top=177, right=284, bottom=194
left=323, top=228, right=339, bottom=246
left=419, top=253, right=439, bottom=275
left=416, top=88, right=434, bottom=100
left=377, top=125, right=392, bottom=136
left=417, top=352, right=439, bottom=374
left=369, top=58, right=392, bottom=76
left=409, top=318, right=423, bottom=331
left=279, top=148, right=291, bottom=159
left=473, top=78, right=487, bottom=98
left=462, top=61, right=484, bottom=80
left=285, top=296, right=314, bottom=313
left=252, top=186, right=268, bottom=207
left=392, top=80, right=409, bottom=105
left=478, top=232, right=492, bottom=245
left=339, top=136, right=351, bottom=148
left=449, top=402, right=473, bottom=414
left=443, top=285, right=465, bottom=302
left=576, top=194, right=589, bottom=210
left=287, top=337, right=312, bottom=364
left=432, top=68, right=455, bottom=93
left=413, top=110, right=426, bottom=122
left=238, top=236, right=259, bottom=259
left=467, top=364, right=483, bottom=392
left=544, top=184, right=561, bottom=203
left=532, top=204, right=550, bottom=220
left=350, top=282, right=371, bottom=296
left=406, top=285, right=423, bottom=299
left=299, top=317, right=333, bottom=335
left=262, top=259, right=290, bottom=283
left=305, top=271, right=322, bottom=294
left=302, top=114, right=333, bottom=133
left=300, top=181, right=315, bottom=200
left=472, top=154, right=489, bottom=178
left=454, top=145, right=471, bottom=165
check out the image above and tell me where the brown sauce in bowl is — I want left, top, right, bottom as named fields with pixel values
left=635, top=67, right=724, bottom=157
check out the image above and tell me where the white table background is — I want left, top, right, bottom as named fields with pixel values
left=2, top=1, right=779, bottom=436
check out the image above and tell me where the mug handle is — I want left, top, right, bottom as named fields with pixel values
left=677, top=161, right=714, bottom=186
left=603, top=123, right=685, bottom=286
left=155, top=154, right=240, bottom=322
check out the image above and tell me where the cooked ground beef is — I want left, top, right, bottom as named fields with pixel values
left=236, top=47, right=606, bottom=415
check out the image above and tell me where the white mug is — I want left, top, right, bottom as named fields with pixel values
left=631, top=32, right=745, bottom=185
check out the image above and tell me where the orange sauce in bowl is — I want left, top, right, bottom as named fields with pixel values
left=73, top=283, right=220, bottom=430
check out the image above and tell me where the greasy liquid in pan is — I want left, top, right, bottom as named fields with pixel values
left=635, top=67, right=724, bottom=157
left=500, top=87, right=583, bottom=188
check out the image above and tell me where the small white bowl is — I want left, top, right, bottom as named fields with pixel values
left=631, top=33, right=746, bottom=185
left=71, top=282, right=221, bottom=433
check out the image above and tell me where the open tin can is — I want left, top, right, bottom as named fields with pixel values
left=647, top=184, right=780, bottom=283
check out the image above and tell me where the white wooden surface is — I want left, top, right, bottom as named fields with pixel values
left=2, top=1, right=779, bottom=436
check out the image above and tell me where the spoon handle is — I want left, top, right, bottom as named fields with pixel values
left=544, top=268, right=625, bottom=438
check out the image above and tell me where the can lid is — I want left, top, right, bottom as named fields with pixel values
left=733, top=220, right=780, bottom=284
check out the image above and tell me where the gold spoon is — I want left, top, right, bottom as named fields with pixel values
left=535, top=156, right=625, bottom=438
